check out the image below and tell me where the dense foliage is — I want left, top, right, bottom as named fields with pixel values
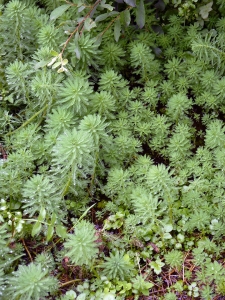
left=1, top=0, right=225, bottom=299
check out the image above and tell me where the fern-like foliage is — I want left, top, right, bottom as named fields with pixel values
left=37, top=24, right=61, bottom=50
left=105, top=168, right=132, bottom=198
left=68, top=34, right=100, bottom=71
left=52, top=128, right=95, bottom=184
left=7, top=124, right=41, bottom=151
left=5, top=262, right=58, bottom=300
left=22, top=174, right=62, bottom=218
left=167, top=123, right=193, bottom=167
left=90, top=91, right=116, bottom=118
left=167, top=93, right=192, bottom=122
left=191, top=32, right=225, bottom=73
left=78, top=114, right=109, bottom=147
left=0, top=223, right=23, bottom=272
left=2, top=0, right=225, bottom=298
left=131, top=186, right=160, bottom=225
left=205, top=120, right=225, bottom=150
left=130, top=42, right=157, bottom=81
left=164, top=57, right=183, bottom=81
left=64, top=220, right=99, bottom=266
left=57, top=76, right=93, bottom=115
left=100, top=42, right=126, bottom=71
left=0, top=1, right=30, bottom=61
left=101, top=250, right=134, bottom=280
left=164, top=250, right=183, bottom=270
left=98, top=70, right=128, bottom=98
left=30, top=69, right=62, bottom=107
left=147, top=164, right=175, bottom=196
left=40, top=0, right=62, bottom=12
left=45, top=107, right=77, bottom=135
left=6, top=60, right=32, bottom=104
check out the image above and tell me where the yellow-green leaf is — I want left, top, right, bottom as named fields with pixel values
left=62, top=59, right=68, bottom=66
left=52, top=61, right=61, bottom=69
left=50, top=50, right=59, bottom=56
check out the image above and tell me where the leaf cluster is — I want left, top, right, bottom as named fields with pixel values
left=1, top=0, right=225, bottom=299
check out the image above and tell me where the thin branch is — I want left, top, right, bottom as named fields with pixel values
left=60, top=0, right=102, bottom=57
left=6, top=104, right=48, bottom=136
left=60, top=279, right=81, bottom=288
left=21, top=238, right=33, bottom=262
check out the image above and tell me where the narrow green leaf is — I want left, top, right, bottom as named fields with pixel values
left=101, top=3, right=114, bottom=11
left=124, top=0, right=136, bottom=7
left=39, top=207, right=46, bottom=221
left=114, top=19, right=121, bottom=42
left=46, top=225, right=54, bottom=241
left=136, top=0, right=145, bottom=28
left=32, top=221, right=42, bottom=237
left=123, top=10, right=131, bottom=26
left=74, top=32, right=81, bottom=59
left=100, top=0, right=114, bottom=11
left=95, top=11, right=119, bottom=23
left=78, top=5, right=86, bottom=12
left=50, top=4, right=71, bottom=21
left=75, top=47, right=81, bottom=59
left=56, top=225, right=67, bottom=239
left=95, top=13, right=109, bottom=23
left=94, top=35, right=102, bottom=47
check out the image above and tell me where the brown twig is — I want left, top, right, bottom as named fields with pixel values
left=183, top=251, right=189, bottom=282
left=21, top=238, right=33, bottom=262
left=60, top=279, right=81, bottom=288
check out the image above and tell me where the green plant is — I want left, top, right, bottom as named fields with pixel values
left=131, top=275, right=154, bottom=296
left=64, top=220, right=99, bottom=266
left=2, top=0, right=225, bottom=298
left=57, top=76, right=93, bottom=115
left=164, top=292, right=177, bottom=300
left=5, top=263, right=58, bottom=300
left=164, top=250, right=184, bottom=270
left=101, top=250, right=134, bottom=280
left=52, top=128, right=95, bottom=185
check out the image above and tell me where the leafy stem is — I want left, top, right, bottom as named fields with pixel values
left=6, top=104, right=48, bottom=136
left=60, top=0, right=102, bottom=57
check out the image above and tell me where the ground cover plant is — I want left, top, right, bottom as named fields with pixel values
left=1, top=0, right=225, bottom=299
